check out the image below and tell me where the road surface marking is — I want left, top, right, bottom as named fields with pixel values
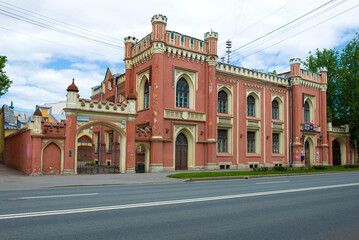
left=1, top=182, right=359, bottom=220
left=255, top=181, right=290, bottom=185
left=8, top=193, right=99, bottom=201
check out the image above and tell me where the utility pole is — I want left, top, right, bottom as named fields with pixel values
left=226, top=39, right=232, bottom=64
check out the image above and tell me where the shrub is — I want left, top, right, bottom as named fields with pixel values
left=312, top=165, right=328, bottom=170
left=344, top=164, right=359, bottom=168
left=253, top=167, right=269, bottom=172
left=273, top=166, right=288, bottom=171
left=85, top=162, right=95, bottom=166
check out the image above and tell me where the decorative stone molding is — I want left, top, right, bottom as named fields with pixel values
left=269, top=87, right=286, bottom=94
left=124, top=60, right=133, bottom=69
left=167, top=46, right=206, bottom=64
left=217, top=63, right=289, bottom=87
left=272, top=122, right=284, bottom=130
left=244, top=82, right=264, bottom=89
left=321, top=84, right=328, bottom=92
left=77, top=120, right=93, bottom=129
left=217, top=116, right=233, bottom=126
left=164, top=109, right=206, bottom=121
left=152, top=42, right=166, bottom=54
left=207, top=56, right=217, bottom=66
left=247, top=119, right=260, bottom=129
left=216, top=76, right=238, bottom=84
left=67, top=97, right=136, bottom=115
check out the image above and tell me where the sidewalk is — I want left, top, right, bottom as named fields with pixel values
left=0, top=164, right=185, bottom=190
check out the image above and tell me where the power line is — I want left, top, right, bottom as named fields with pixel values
left=0, top=7, right=124, bottom=50
left=231, top=0, right=347, bottom=58
left=0, top=26, right=116, bottom=59
left=221, top=0, right=297, bottom=46
left=239, top=3, right=359, bottom=60
left=0, top=1, right=124, bottom=45
left=230, top=0, right=337, bottom=55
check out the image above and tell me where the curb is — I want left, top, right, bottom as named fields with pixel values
left=184, top=171, right=359, bottom=182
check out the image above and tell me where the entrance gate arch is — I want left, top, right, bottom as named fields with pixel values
left=63, top=80, right=137, bottom=174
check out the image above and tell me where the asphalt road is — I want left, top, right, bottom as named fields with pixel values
left=1, top=172, right=359, bottom=240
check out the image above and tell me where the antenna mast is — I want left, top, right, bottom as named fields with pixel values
left=226, top=39, right=232, bottom=64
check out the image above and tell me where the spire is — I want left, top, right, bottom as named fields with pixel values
left=67, top=78, right=79, bottom=92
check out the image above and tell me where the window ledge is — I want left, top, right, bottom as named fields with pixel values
left=217, top=152, right=233, bottom=157
left=246, top=153, right=261, bottom=157
left=272, top=153, right=284, bottom=157
left=217, top=113, right=233, bottom=117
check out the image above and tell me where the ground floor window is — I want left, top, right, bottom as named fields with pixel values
left=217, top=129, right=228, bottom=153
left=247, top=131, right=255, bottom=153
left=272, top=133, right=279, bottom=153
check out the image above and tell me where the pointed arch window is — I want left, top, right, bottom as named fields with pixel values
left=304, top=101, right=310, bottom=122
left=218, top=90, right=228, bottom=113
left=176, top=78, right=189, bottom=108
left=272, top=100, right=279, bottom=120
left=247, top=95, right=255, bottom=117
left=144, top=80, right=149, bottom=109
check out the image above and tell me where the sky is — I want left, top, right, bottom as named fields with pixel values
left=0, top=0, right=358, bottom=111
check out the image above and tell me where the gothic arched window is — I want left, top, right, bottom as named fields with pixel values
left=144, top=80, right=149, bottom=109
left=176, top=78, right=189, bottom=108
left=304, top=101, right=310, bottom=122
left=272, top=100, right=279, bottom=120
left=247, top=95, right=255, bottom=117
left=218, top=90, right=228, bottom=113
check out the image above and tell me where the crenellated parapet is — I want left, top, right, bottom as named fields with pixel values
left=216, top=62, right=289, bottom=87
left=151, top=14, right=168, bottom=24
left=71, top=97, right=136, bottom=115
left=204, top=30, right=218, bottom=56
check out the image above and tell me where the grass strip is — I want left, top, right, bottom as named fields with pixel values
left=167, top=166, right=359, bottom=179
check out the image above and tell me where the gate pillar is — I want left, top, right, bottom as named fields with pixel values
left=126, top=118, right=136, bottom=173
left=64, top=80, right=79, bottom=174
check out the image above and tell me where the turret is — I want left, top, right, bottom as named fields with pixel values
left=204, top=30, right=218, bottom=56
left=151, top=14, right=167, bottom=42
left=66, top=78, right=79, bottom=108
left=124, top=36, right=137, bottom=60
left=32, top=108, right=42, bottom=134
left=289, top=58, right=301, bottom=77
left=318, top=66, right=328, bottom=84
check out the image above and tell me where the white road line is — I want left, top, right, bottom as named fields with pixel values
left=1, top=182, right=359, bottom=220
left=255, top=181, right=290, bottom=185
left=15, top=193, right=99, bottom=200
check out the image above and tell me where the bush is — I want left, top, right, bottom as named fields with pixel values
left=311, top=165, right=329, bottom=170
left=344, top=164, right=359, bottom=168
left=85, top=162, right=95, bottom=166
left=253, top=167, right=269, bottom=172
left=273, top=166, right=288, bottom=171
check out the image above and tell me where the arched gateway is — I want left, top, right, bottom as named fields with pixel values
left=63, top=80, right=137, bottom=174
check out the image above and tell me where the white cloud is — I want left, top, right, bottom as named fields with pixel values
left=0, top=0, right=358, bottom=110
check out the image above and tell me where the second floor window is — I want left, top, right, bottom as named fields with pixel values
left=304, top=101, right=310, bottom=122
left=144, top=80, right=149, bottom=109
left=272, top=100, right=279, bottom=120
left=176, top=78, right=189, bottom=108
left=218, top=90, right=228, bottom=113
left=247, top=95, right=255, bottom=117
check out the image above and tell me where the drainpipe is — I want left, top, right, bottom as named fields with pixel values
left=99, top=86, right=103, bottom=165
left=113, top=77, right=118, bottom=167
left=289, top=78, right=293, bottom=168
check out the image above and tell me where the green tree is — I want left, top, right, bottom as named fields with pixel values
left=304, top=33, right=359, bottom=141
left=0, top=56, right=12, bottom=97
left=268, top=70, right=277, bottom=75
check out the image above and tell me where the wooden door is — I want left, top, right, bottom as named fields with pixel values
left=175, top=133, right=188, bottom=170
left=333, top=140, right=341, bottom=165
